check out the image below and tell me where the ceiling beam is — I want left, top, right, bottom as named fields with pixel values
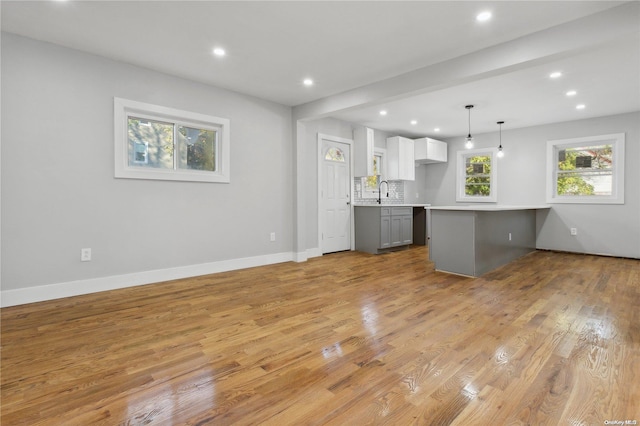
left=292, top=1, right=640, bottom=122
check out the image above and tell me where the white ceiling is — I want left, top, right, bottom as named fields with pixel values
left=2, top=1, right=639, bottom=139
left=334, top=35, right=640, bottom=138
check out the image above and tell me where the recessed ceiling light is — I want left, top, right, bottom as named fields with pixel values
left=303, top=78, right=314, bottom=86
left=434, top=128, right=440, bottom=132
left=549, top=71, right=562, bottom=79
left=379, top=110, right=387, bottom=116
left=213, top=47, right=226, bottom=57
left=566, top=90, right=577, bottom=97
left=576, top=104, right=586, bottom=110
left=476, top=11, right=492, bottom=22
left=410, top=120, right=417, bottom=125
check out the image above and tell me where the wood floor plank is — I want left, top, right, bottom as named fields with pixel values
left=2, top=246, right=639, bottom=425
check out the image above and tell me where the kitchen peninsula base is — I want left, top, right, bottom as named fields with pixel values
left=428, top=205, right=550, bottom=277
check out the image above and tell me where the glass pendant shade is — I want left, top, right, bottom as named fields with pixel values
left=465, top=136, right=474, bottom=149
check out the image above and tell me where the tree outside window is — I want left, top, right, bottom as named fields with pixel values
left=364, top=154, right=382, bottom=191
left=359, top=149, right=387, bottom=200
left=556, top=145, right=611, bottom=196
left=465, top=155, right=492, bottom=196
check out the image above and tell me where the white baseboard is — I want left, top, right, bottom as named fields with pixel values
left=1, top=251, right=295, bottom=308
left=306, top=247, right=323, bottom=259
left=293, top=247, right=322, bottom=262
left=293, top=251, right=308, bottom=262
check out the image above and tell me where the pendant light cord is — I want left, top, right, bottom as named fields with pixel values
left=497, top=121, right=505, bottom=157
left=465, top=105, right=474, bottom=139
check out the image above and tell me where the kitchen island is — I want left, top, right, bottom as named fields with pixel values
left=428, top=205, right=550, bottom=276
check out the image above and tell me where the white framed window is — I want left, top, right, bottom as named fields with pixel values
left=456, top=148, right=498, bottom=203
left=114, top=98, right=230, bottom=183
left=360, top=148, right=387, bottom=199
left=546, top=133, right=624, bottom=204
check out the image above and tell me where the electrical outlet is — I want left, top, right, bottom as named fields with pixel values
left=270, top=232, right=276, bottom=242
left=570, top=228, right=578, bottom=236
left=81, top=248, right=92, bottom=262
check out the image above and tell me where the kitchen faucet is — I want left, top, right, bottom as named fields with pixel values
left=377, top=180, right=389, bottom=204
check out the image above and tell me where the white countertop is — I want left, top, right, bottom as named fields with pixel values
left=427, top=205, right=551, bottom=211
left=354, top=204, right=431, bottom=207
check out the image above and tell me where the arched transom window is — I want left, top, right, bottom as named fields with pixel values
left=325, top=147, right=345, bottom=162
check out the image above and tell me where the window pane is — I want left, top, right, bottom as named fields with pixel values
left=325, top=147, right=345, bottom=162
left=466, top=156, right=492, bottom=175
left=465, top=176, right=491, bottom=196
left=558, top=145, right=612, bottom=171
left=556, top=144, right=613, bottom=196
left=557, top=170, right=612, bottom=196
left=128, top=117, right=174, bottom=169
left=465, top=155, right=492, bottom=195
left=364, top=175, right=378, bottom=191
left=364, top=154, right=382, bottom=191
left=178, top=126, right=217, bottom=171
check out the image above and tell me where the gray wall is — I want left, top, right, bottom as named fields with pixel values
left=300, top=118, right=415, bottom=252
left=1, top=33, right=293, bottom=291
left=405, top=165, right=429, bottom=205
left=301, top=118, right=355, bottom=251
left=423, top=112, right=640, bottom=258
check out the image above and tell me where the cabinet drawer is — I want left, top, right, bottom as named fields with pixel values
left=381, top=207, right=392, bottom=216
left=391, top=207, right=412, bottom=216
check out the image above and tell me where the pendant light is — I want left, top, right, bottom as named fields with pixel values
left=465, top=105, right=474, bottom=149
left=497, top=121, right=505, bottom=158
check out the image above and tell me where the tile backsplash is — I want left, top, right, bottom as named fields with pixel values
left=353, top=178, right=405, bottom=204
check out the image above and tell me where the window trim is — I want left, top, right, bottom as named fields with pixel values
left=114, top=97, right=230, bottom=183
left=546, top=133, right=625, bottom=204
left=456, top=148, right=498, bottom=203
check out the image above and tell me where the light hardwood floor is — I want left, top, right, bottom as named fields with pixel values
left=1, top=246, right=639, bottom=425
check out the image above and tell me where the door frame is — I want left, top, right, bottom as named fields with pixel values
left=317, top=133, right=355, bottom=253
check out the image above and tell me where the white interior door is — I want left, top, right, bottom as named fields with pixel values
left=321, top=138, right=351, bottom=254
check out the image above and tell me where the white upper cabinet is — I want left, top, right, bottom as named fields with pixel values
left=386, top=136, right=415, bottom=181
left=354, top=126, right=375, bottom=177
left=414, top=137, right=447, bottom=164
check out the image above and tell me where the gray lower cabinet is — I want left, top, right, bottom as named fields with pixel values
left=356, top=206, right=413, bottom=254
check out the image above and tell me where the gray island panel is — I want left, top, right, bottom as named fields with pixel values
left=430, top=210, right=476, bottom=276
left=474, top=210, right=536, bottom=276
left=429, top=205, right=549, bottom=276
